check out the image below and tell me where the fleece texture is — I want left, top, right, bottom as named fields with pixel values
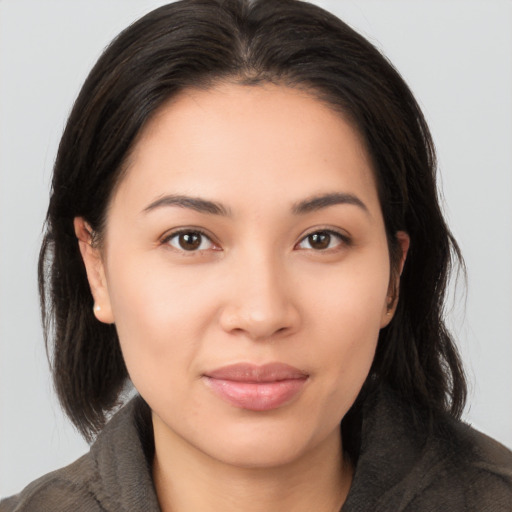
left=2, top=387, right=511, bottom=511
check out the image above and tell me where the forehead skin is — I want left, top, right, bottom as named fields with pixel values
left=111, top=83, right=380, bottom=230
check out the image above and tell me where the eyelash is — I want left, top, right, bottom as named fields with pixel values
left=161, top=228, right=351, bottom=254
left=295, top=229, right=351, bottom=251
left=161, top=228, right=219, bottom=253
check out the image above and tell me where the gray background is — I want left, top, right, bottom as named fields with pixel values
left=1, top=0, right=511, bottom=498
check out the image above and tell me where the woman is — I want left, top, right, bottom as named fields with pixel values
left=2, top=0, right=511, bottom=510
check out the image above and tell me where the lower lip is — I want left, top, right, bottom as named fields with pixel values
left=203, top=377, right=308, bottom=411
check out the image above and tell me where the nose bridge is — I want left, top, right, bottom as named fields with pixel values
left=220, top=244, right=299, bottom=340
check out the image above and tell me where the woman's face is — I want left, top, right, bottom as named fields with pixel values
left=77, top=83, right=407, bottom=468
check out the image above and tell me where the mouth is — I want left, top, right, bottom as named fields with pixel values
left=202, top=362, right=309, bottom=411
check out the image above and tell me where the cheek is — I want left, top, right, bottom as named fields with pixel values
left=304, top=248, right=390, bottom=335
left=103, top=254, right=219, bottom=390
left=309, top=293, right=380, bottom=391
left=299, top=300, right=381, bottom=437
left=299, top=250, right=389, bottom=397
left=107, top=249, right=215, bottom=326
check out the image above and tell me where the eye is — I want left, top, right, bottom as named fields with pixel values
left=296, top=230, right=348, bottom=251
left=164, top=230, right=216, bottom=252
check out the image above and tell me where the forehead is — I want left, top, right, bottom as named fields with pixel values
left=135, top=82, right=369, bottom=161
left=115, top=83, right=379, bottom=214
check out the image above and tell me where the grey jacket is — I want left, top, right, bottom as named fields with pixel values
left=2, top=387, right=512, bottom=511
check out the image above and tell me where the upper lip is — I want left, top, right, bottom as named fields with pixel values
left=204, top=362, right=308, bottom=382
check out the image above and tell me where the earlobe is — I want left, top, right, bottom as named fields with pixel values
left=74, top=217, right=115, bottom=324
left=380, top=230, right=410, bottom=328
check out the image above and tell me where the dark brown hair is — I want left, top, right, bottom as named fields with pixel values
left=39, top=0, right=466, bottom=443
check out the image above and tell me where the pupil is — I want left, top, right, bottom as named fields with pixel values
left=309, top=232, right=330, bottom=250
left=179, top=232, right=201, bottom=250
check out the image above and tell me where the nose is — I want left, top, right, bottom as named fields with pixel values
left=218, top=252, right=301, bottom=341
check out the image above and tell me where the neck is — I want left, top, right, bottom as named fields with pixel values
left=152, top=416, right=352, bottom=512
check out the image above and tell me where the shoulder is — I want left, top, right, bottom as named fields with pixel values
left=393, top=399, right=512, bottom=511
left=0, top=396, right=158, bottom=512
left=449, top=419, right=512, bottom=479
left=414, top=418, right=512, bottom=510
left=346, top=385, right=512, bottom=511
left=0, top=454, right=102, bottom=512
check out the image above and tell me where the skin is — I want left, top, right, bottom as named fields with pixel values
left=76, top=83, right=409, bottom=512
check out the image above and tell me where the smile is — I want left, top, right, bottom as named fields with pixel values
left=202, top=363, right=309, bottom=411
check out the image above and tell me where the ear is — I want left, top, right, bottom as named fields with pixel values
left=74, top=217, right=114, bottom=324
left=380, top=230, right=410, bottom=327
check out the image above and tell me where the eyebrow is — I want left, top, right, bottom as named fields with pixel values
left=142, top=192, right=368, bottom=217
left=292, top=192, right=369, bottom=215
left=143, top=194, right=231, bottom=216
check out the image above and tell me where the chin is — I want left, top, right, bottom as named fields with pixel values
left=193, top=413, right=335, bottom=470
left=207, top=436, right=309, bottom=469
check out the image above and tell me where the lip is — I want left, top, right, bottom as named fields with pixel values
left=202, top=363, right=309, bottom=411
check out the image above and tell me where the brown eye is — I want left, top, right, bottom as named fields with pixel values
left=178, top=232, right=201, bottom=250
left=167, top=231, right=214, bottom=251
left=296, top=230, right=347, bottom=251
left=307, top=232, right=331, bottom=250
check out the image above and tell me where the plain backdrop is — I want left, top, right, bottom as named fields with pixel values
left=1, top=0, right=511, bottom=498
